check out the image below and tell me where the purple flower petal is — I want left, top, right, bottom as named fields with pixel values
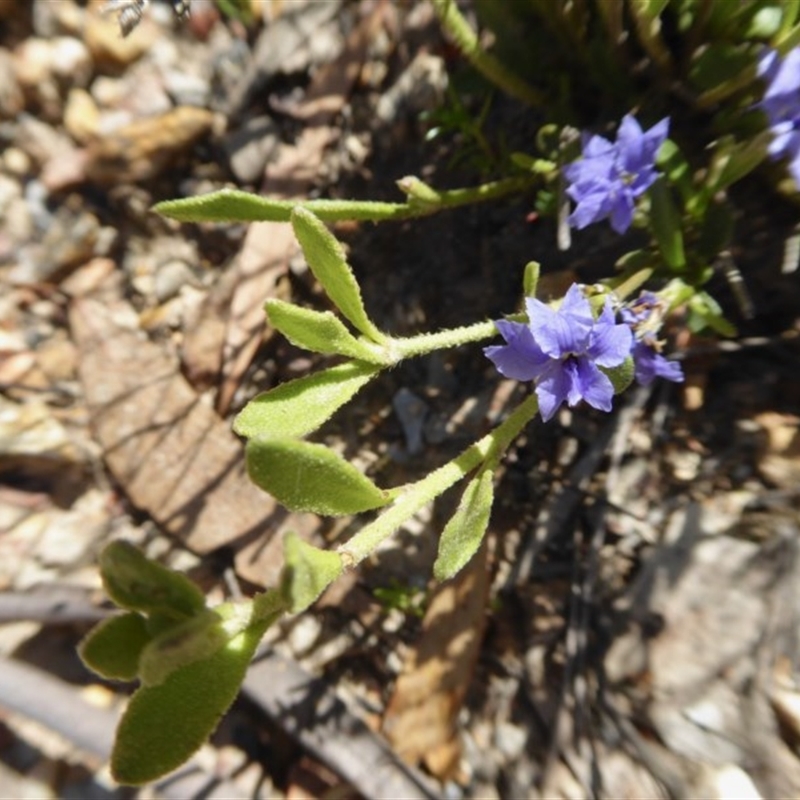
left=484, top=319, right=548, bottom=381
left=526, top=285, right=593, bottom=357
left=563, top=114, right=668, bottom=234
left=588, top=302, right=633, bottom=367
left=631, top=341, right=683, bottom=386
left=573, top=358, right=615, bottom=412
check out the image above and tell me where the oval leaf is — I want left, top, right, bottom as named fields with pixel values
left=100, top=542, right=207, bottom=620
left=79, top=612, right=151, bottom=682
left=246, top=437, right=389, bottom=515
left=281, top=532, right=343, bottom=613
left=291, top=207, right=385, bottom=343
left=433, top=471, right=494, bottom=581
left=138, top=609, right=229, bottom=687
left=111, top=618, right=270, bottom=785
left=265, top=300, right=386, bottom=364
left=233, top=361, right=381, bottom=440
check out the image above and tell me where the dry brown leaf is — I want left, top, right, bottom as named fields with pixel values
left=70, top=296, right=277, bottom=556
left=383, top=543, right=490, bottom=781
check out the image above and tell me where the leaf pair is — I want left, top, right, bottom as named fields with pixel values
left=234, top=208, right=393, bottom=517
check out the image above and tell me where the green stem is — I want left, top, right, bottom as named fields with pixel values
left=386, top=319, right=499, bottom=361
left=338, top=393, right=539, bottom=566
left=430, top=0, right=544, bottom=108
left=153, top=177, right=535, bottom=225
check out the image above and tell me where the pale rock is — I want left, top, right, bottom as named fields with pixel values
left=64, top=88, right=100, bottom=144
left=1, top=146, right=31, bottom=176
left=287, top=615, right=323, bottom=657
left=50, top=36, right=93, bottom=88
left=154, top=259, right=197, bottom=302
left=0, top=47, right=23, bottom=119
left=0, top=396, right=83, bottom=465
left=12, top=37, right=52, bottom=89
left=84, top=1, right=155, bottom=67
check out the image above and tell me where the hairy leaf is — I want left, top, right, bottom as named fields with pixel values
left=246, top=438, right=390, bottom=515
left=233, top=361, right=381, bottom=440
left=433, top=471, right=494, bottom=580
left=79, top=612, right=151, bottom=682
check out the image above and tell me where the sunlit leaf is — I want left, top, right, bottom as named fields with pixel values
left=233, top=361, right=382, bottom=440
left=246, top=438, right=390, bottom=515
left=291, top=207, right=386, bottom=343
left=433, top=470, right=494, bottom=581
left=111, top=617, right=270, bottom=785
left=265, top=300, right=386, bottom=364
left=79, top=613, right=151, bottom=682
left=99, top=542, right=206, bottom=620
left=281, top=532, right=343, bottom=613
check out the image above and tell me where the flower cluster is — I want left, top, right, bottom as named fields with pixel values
left=563, top=114, right=669, bottom=234
left=485, top=285, right=682, bottom=421
left=619, top=292, right=684, bottom=387
left=757, top=48, right=800, bottom=185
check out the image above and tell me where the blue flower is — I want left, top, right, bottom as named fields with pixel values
left=563, top=114, right=670, bottom=234
left=485, top=284, right=633, bottom=421
left=620, top=293, right=684, bottom=387
left=757, top=48, right=800, bottom=185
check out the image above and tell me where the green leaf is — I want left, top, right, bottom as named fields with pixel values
left=79, top=613, right=151, bottom=681
left=153, top=190, right=407, bottom=224
left=137, top=591, right=286, bottom=686
left=433, top=470, right=494, bottom=581
left=265, top=300, right=386, bottom=364
left=110, top=617, right=270, bottom=785
left=280, top=532, right=343, bottom=613
left=246, top=437, right=390, bottom=515
left=706, top=131, right=771, bottom=196
left=648, top=179, right=686, bottom=271
left=291, top=207, right=385, bottom=343
left=602, top=356, right=635, bottom=395
left=137, top=609, right=229, bottom=687
left=99, top=542, right=206, bottom=620
left=523, top=261, right=540, bottom=298
left=233, top=361, right=382, bottom=440
left=688, top=291, right=737, bottom=336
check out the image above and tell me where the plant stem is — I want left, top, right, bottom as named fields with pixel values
left=430, top=0, right=544, bottom=108
left=387, top=319, right=499, bottom=361
left=338, top=393, right=539, bottom=566
left=154, top=177, right=535, bottom=225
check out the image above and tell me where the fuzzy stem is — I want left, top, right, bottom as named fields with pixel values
left=154, top=177, right=535, bottom=225
left=338, top=393, right=539, bottom=566
left=386, top=319, right=499, bottom=361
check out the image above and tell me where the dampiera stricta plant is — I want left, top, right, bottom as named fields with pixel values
left=76, top=0, right=800, bottom=787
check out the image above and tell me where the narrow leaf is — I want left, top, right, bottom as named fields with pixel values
left=99, top=542, right=206, bottom=620
left=281, top=532, right=343, bottom=613
left=265, top=300, right=386, bottom=364
left=79, top=612, right=151, bottom=681
left=291, top=207, right=385, bottom=342
left=433, top=471, right=494, bottom=581
left=648, top=179, right=686, bottom=271
left=246, top=438, right=390, bottom=515
left=111, top=618, right=270, bottom=785
left=233, top=361, right=381, bottom=440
